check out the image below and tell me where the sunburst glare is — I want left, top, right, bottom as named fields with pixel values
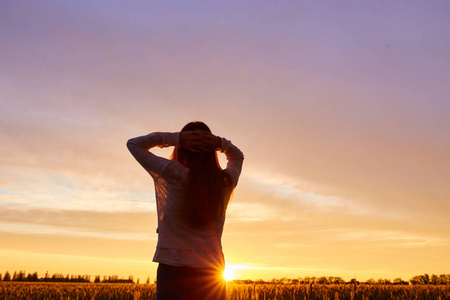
left=223, top=265, right=234, bottom=281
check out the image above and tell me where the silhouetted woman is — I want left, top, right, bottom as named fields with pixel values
left=127, top=121, right=244, bottom=300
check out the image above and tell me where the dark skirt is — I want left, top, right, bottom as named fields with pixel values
left=156, top=263, right=227, bottom=300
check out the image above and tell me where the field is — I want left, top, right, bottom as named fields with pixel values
left=1, top=282, right=450, bottom=300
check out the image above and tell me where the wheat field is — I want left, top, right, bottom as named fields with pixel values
left=1, top=282, right=450, bottom=300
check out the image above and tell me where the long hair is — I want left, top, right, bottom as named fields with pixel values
left=172, top=121, right=233, bottom=227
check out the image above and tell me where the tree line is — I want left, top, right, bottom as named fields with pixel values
left=232, top=274, right=450, bottom=285
left=0, top=271, right=142, bottom=284
left=2, top=270, right=450, bottom=285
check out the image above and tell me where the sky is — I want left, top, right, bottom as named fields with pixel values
left=1, top=0, right=450, bottom=282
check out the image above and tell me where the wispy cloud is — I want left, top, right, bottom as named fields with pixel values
left=327, top=228, right=449, bottom=248
left=0, top=167, right=155, bottom=212
left=243, top=169, right=372, bottom=216
left=1, top=207, right=157, bottom=236
left=226, top=202, right=285, bottom=222
left=0, top=221, right=156, bottom=241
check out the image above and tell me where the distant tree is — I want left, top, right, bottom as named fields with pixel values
left=365, top=278, right=376, bottom=284
left=410, top=274, right=431, bottom=285
left=393, top=278, right=408, bottom=285
left=31, top=272, right=39, bottom=281
left=4, top=271, right=11, bottom=281
left=280, top=277, right=290, bottom=284
left=377, top=278, right=391, bottom=285
left=409, top=273, right=450, bottom=285
left=410, top=275, right=420, bottom=285
left=146, top=277, right=150, bottom=284
left=334, top=277, right=345, bottom=284
left=94, top=275, right=100, bottom=283
left=15, top=270, right=26, bottom=281
left=303, top=276, right=311, bottom=284
left=0, top=273, right=2, bottom=281
left=102, top=275, right=134, bottom=283
left=438, top=274, right=450, bottom=285
left=317, top=277, right=329, bottom=284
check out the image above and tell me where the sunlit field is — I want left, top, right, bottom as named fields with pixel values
left=2, top=282, right=450, bottom=300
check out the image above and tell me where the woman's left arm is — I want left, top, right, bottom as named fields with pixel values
left=127, top=132, right=179, bottom=178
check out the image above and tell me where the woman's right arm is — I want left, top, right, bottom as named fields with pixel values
left=127, top=132, right=179, bottom=178
left=219, top=137, right=244, bottom=187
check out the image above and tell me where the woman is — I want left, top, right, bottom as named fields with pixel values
left=127, top=121, right=244, bottom=300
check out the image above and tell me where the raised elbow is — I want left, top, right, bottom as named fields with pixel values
left=126, top=138, right=136, bottom=151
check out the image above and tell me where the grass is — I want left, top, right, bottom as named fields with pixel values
left=1, top=281, right=450, bottom=299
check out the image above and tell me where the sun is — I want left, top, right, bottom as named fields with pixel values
left=223, top=266, right=234, bottom=281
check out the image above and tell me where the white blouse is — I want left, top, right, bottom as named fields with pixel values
left=127, top=132, right=244, bottom=270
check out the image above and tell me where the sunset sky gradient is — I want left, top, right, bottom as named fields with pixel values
left=1, top=1, right=450, bottom=282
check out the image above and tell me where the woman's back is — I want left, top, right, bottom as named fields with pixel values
left=127, top=122, right=243, bottom=299
left=128, top=125, right=243, bottom=268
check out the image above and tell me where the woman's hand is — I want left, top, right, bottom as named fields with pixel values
left=179, top=130, right=221, bottom=153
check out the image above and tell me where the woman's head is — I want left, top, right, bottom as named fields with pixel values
left=181, top=121, right=212, bottom=134
left=173, top=121, right=233, bottom=227
left=173, top=121, right=219, bottom=168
